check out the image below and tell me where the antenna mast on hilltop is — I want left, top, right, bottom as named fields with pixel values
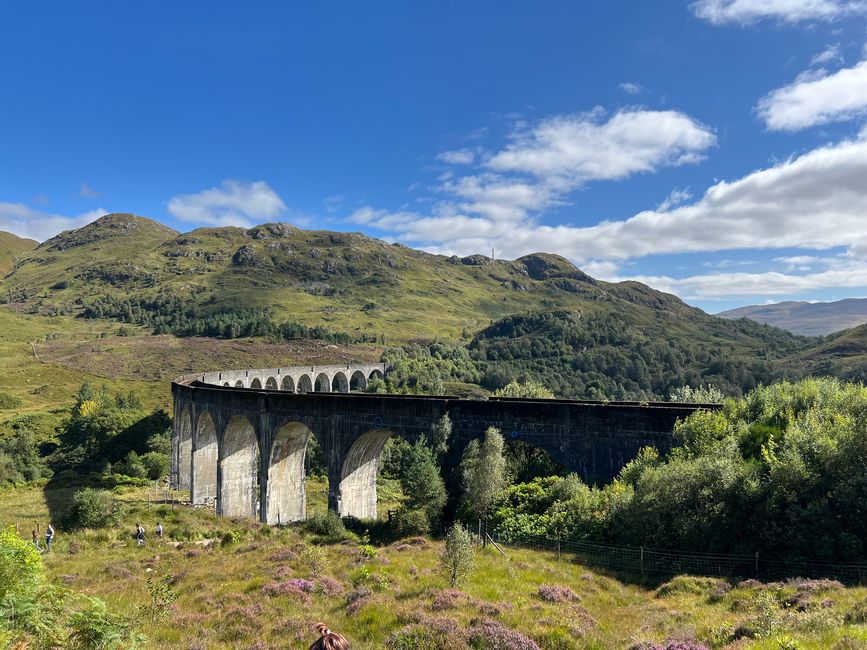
left=491, top=247, right=495, bottom=263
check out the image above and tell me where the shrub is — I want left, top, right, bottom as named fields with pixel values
left=467, top=618, right=540, bottom=650
left=113, top=451, right=147, bottom=479
left=0, top=392, right=22, bottom=410
left=536, top=584, right=580, bottom=603
left=392, top=508, right=431, bottom=537
left=64, top=488, right=124, bottom=529
left=440, top=524, right=475, bottom=588
left=300, top=545, right=330, bottom=577
left=304, top=511, right=350, bottom=541
left=140, top=451, right=169, bottom=480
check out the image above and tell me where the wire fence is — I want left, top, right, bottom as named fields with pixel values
left=487, top=528, right=867, bottom=584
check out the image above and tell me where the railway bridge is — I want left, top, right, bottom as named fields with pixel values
left=171, top=364, right=715, bottom=523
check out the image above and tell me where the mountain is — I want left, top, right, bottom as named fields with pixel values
left=0, top=231, right=38, bottom=277
left=4, top=212, right=785, bottom=343
left=2, top=213, right=835, bottom=399
left=718, top=298, right=867, bottom=336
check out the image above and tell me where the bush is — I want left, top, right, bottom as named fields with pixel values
left=113, top=451, right=147, bottom=479
left=64, top=488, right=125, bottom=529
left=140, top=451, right=169, bottom=480
left=304, top=511, right=351, bottom=541
left=391, top=509, right=431, bottom=537
left=0, top=392, right=22, bottom=410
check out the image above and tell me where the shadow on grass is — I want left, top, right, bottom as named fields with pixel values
left=43, top=471, right=152, bottom=529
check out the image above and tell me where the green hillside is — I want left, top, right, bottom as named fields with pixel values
left=0, top=230, right=37, bottom=276
left=1, top=213, right=814, bottom=350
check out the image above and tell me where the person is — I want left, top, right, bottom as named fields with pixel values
left=44, top=523, right=54, bottom=552
left=309, top=623, right=348, bottom=650
left=135, top=523, right=145, bottom=547
left=155, top=521, right=163, bottom=540
left=31, top=529, right=42, bottom=551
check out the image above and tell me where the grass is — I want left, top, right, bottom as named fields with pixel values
left=4, top=484, right=867, bottom=649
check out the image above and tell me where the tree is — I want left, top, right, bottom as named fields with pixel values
left=461, top=427, right=508, bottom=520
left=493, top=380, right=554, bottom=399
left=440, top=524, right=475, bottom=588
left=669, top=384, right=724, bottom=403
left=399, top=438, right=447, bottom=525
left=429, top=414, right=452, bottom=459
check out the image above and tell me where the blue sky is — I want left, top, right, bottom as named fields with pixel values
left=2, top=1, right=867, bottom=313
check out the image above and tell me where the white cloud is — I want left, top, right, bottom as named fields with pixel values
left=166, top=180, right=287, bottom=227
left=811, top=43, right=843, bottom=67
left=0, top=203, right=106, bottom=242
left=324, top=195, right=344, bottom=213
left=691, top=0, right=867, bottom=24
left=618, top=82, right=643, bottom=95
left=79, top=182, right=101, bottom=198
left=436, top=149, right=476, bottom=165
left=353, top=129, right=867, bottom=270
left=658, top=187, right=693, bottom=211
left=618, top=258, right=867, bottom=300
left=485, top=109, right=715, bottom=183
left=757, top=58, right=867, bottom=130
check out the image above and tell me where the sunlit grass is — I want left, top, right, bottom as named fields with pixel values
left=3, top=484, right=867, bottom=649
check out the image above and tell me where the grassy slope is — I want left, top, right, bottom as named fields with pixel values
left=0, top=214, right=804, bottom=349
left=2, top=485, right=867, bottom=649
left=0, top=231, right=37, bottom=276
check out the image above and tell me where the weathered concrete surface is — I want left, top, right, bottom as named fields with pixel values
left=172, top=367, right=718, bottom=523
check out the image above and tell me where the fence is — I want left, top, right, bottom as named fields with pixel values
left=488, top=528, right=867, bottom=584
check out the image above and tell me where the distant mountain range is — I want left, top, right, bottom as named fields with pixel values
left=719, top=299, right=867, bottom=336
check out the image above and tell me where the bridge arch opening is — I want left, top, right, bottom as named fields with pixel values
left=266, top=421, right=313, bottom=524
left=331, top=372, right=349, bottom=393
left=235, top=380, right=244, bottom=388
left=176, top=406, right=192, bottom=490
left=281, top=375, right=296, bottom=393
left=191, top=410, right=218, bottom=505
left=250, top=378, right=263, bottom=390
left=297, top=374, right=313, bottom=394
left=265, top=377, right=278, bottom=390
left=349, top=370, right=367, bottom=392
left=219, top=415, right=260, bottom=518
left=223, top=382, right=231, bottom=387
left=368, top=369, right=384, bottom=383
left=314, top=373, right=331, bottom=393
left=338, top=429, right=394, bottom=520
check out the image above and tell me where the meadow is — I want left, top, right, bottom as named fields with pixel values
left=4, top=483, right=867, bottom=649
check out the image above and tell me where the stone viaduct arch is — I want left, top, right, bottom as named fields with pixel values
left=172, top=363, right=716, bottom=524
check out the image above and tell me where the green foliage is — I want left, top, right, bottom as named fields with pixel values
left=304, top=511, right=351, bottom=541
left=0, top=392, right=22, bottom=410
left=52, top=383, right=169, bottom=475
left=487, top=377, right=867, bottom=564
left=67, top=596, right=139, bottom=650
left=462, top=427, right=508, bottom=520
left=140, top=574, right=178, bottom=624
left=390, top=508, right=431, bottom=537
left=64, top=488, right=125, bottom=530
left=470, top=309, right=809, bottom=400
left=0, top=525, right=42, bottom=603
left=373, top=344, right=481, bottom=395
left=670, top=383, right=724, bottom=403
left=0, top=416, right=51, bottom=484
left=493, top=379, right=554, bottom=399
left=398, top=438, right=447, bottom=525
left=139, top=451, right=169, bottom=480
left=440, top=524, right=475, bottom=588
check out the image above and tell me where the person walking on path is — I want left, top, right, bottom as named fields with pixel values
left=155, top=522, right=163, bottom=540
left=135, top=523, right=145, bottom=547
left=44, top=523, right=54, bottom=552
left=31, top=529, right=42, bottom=551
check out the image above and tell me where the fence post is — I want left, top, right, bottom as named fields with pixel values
left=557, top=530, right=561, bottom=563
left=641, top=546, right=645, bottom=579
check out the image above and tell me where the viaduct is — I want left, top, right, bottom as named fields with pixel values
left=171, top=363, right=715, bottom=524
